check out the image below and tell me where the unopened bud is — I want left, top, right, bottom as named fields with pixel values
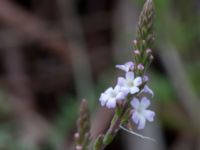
left=74, top=133, right=80, bottom=139
left=150, top=55, right=154, bottom=60
left=133, top=49, right=140, bottom=55
left=146, top=48, right=152, bottom=54
left=142, top=40, right=146, bottom=44
left=76, top=145, right=83, bottom=150
left=133, top=40, right=137, bottom=45
left=143, top=75, right=149, bottom=82
left=137, top=64, right=144, bottom=71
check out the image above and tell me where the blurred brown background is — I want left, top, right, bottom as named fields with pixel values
left=0, top=0, right=199, bottom=150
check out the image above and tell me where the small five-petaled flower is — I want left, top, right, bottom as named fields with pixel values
left=99, top=86, right=127, bottom=109
left=99, top=61, right=155, bottom=129
left=131, top=97, right=155, bottom=129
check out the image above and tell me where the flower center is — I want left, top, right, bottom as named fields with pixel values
left=127, top=80, right=134, bottom=87
left=137, top=105, right=144, bottom=114
left=110, top=91, right=117, bottom=98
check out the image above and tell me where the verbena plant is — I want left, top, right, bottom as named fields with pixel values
left=74, top=0, right=155, bottom=149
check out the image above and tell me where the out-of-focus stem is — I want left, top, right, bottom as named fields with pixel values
left=75, top=100, right=91, bottom=150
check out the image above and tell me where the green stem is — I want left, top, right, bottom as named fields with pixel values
left=94, top=97, right=132, bottom=150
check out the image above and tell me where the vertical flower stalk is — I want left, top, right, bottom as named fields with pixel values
left=74, top=99, right=91, bottom=150
left=134, top=0, right=154, bottom=75
left=95, top=0, right=155, bottom=149
left=74, top=0, right=155, bottom=150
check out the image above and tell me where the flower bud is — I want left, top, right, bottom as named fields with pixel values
left=146, top=48, right=152, bottom=55
left=150, top=55, right=154, bottom=60
left=143, top=75, right=149, bottom=82
left=76, top=145, right=83, bottom=150
left=137, top=64, right=144, bottom=71
left=133, top=40, right=137, bottom=45
left=133, top=49, right=140, bottom=55
left=74, top=132, right=80, bottom=139
left=142, top=40, right=146, bottom=45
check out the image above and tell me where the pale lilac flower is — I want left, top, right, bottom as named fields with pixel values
left=99, top=86, right=127, bottom=109
left=117, top=72, right=142, bottom=95
left=141, top=85, right=154, bottom=97
left=116, top=61, right=134, bottom=72
left=131, top=97, right=155, bottom=129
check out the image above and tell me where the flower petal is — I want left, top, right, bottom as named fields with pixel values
left=116, top=92, right=126, bottom=100
left=132, top=112, right=139, bottom=124
left=131, top=98, right=140, bottom=109
left=141, top=97, right=151, bottom=109
left=125, top=61, right=134, bottom=70
left=100, top=101, right=106, bottom=106
left=116, top=61, right=134, bottom=72
left=138, top=116, right=146, bottom=129
left=117, top=77, right=126, bottom=87
left=121, top=87, right=130, bottom=95
left=106, top=98, right=116, bottom=108
left=115, top=65, right=127, bottom=72
left=114, top=85, right=121, bottom=92
left=130, top=86, right=139, bottom=94
left=105, top=87, right=113, bottom=94
left=134, top=77, right=142, bottom=86
left=126, top=72, right=134, bottom=80
left=99, top=93, right=108, bottom=106
left=144, top=110, right=155, bottom=122
left=143, top=85, right=154, bottom=97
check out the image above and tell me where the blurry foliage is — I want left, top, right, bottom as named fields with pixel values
left=56, top=95, right=79, bottom=133
left=151, top=72, right=175, bottom=102
left=186, top=62, right=200, bottom=94
left=46, top=95, right=79, bottom=149
left=0, top=89, right=28, bottom=150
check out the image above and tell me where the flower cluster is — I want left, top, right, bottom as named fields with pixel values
left=99, top=61, right=155, bottom=129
